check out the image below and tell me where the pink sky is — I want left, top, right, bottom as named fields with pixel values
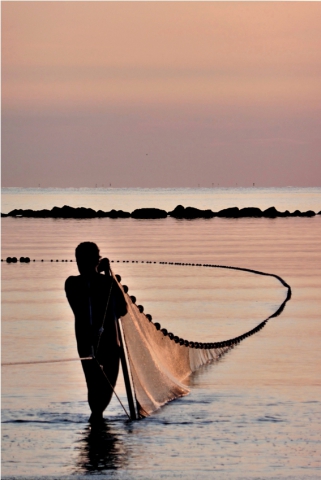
left=2, top=2, right=321, bottom=188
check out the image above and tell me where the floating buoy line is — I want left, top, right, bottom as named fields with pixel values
left=2, top=256, right=292, bottom=366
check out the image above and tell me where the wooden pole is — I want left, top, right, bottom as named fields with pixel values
left=117, top=318, right=138, bottom=420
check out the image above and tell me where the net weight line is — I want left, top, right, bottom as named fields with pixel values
left=2, top=257, right=292, bottom=350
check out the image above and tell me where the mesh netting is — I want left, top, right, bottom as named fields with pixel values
left=116, top=263, right=291, bottom=418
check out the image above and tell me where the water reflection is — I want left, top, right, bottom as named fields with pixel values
left=75, top=419, right=128, bottom=473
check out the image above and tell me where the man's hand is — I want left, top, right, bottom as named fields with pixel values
left=97, top=257, right=111, bottom=275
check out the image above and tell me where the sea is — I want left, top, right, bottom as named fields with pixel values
left=1, top=187, right=321, bottom=480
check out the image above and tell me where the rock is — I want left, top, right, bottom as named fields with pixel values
left=33, top=209, right=51, bottom=218
left=7, top=209, right=23, bottom=216
left=290, top=210, right=303, bottom=217
left=184, top=207, right=215, bottom=219
left=168, top=205, right=214, bottom=219
left=238, top=207, right=263, bottom=217
left=131, top=208, right=167, bottom=219
left=290, top=210, right=315, bottom=217
left=95, top=209, right=127, bottom=218
left=301, top=210, right=315, bottom=217
left=216, top=207, right=240, bottom=218
left=168, top=205, right=186, bottom=218
left=263, top=206, right=289, bottom=218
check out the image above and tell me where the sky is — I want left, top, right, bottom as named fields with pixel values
left=2, top=1, right=321, bottom=188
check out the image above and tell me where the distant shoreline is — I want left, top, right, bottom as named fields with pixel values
left=2, top=205, right=320, bottom=219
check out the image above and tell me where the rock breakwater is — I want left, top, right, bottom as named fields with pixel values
left=2, top=205, right=319, bottom=219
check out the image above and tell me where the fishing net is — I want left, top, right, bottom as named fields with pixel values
left=116, top=263, right=291, bottom=418
left=1, top=257, right=291, bottom=420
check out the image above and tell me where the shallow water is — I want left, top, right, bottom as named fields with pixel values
left=1, top=202, right=321, bottom=478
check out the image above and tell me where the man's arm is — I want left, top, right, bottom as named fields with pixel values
left=98, top=258, right=128, bottom=317
left=65, top=276, right=79, bottom=316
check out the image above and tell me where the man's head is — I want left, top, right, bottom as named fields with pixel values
left=75, top=242, right=101, bottom=275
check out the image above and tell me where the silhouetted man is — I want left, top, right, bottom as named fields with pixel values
left=65, top=242, right=127, bottom=421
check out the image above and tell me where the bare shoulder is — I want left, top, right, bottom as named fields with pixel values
left=65, top=275, right=81, bottom=291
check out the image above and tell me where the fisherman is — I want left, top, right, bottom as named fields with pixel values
left=65, top=242, right=127, bottom=421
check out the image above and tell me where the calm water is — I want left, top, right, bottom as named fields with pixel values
left=1, top=188, right=321, bottom=479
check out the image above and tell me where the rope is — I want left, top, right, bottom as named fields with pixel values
left=1, top=357, right=92, bottom=366
left=92, top=357, right=130, bottom=420
left=95, top=274, right=114, bottom=357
